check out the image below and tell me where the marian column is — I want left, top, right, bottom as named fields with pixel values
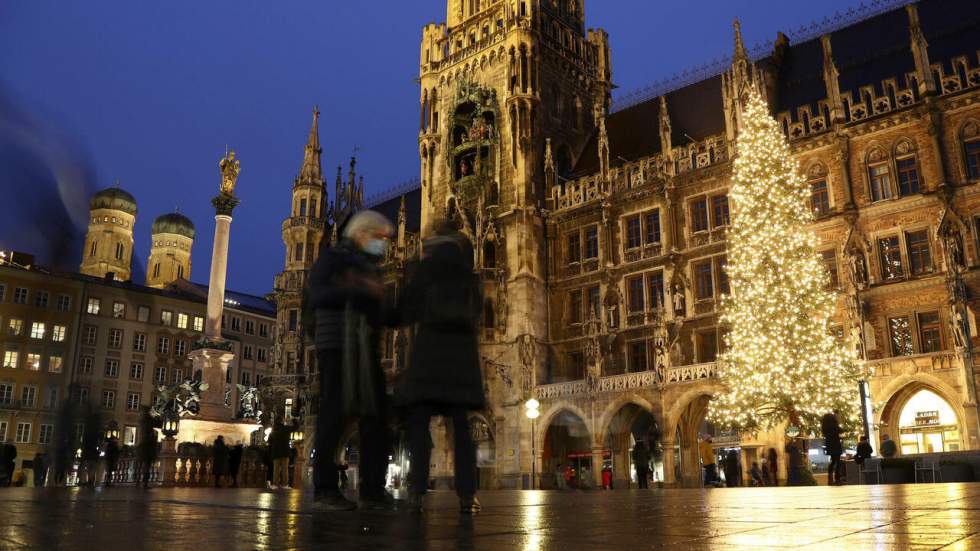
left=190, top=149, right=241, bottom=420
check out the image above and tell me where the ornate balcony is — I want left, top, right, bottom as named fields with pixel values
left=533, top=362, right=718, bottom=400
left=281, top=216, right=325, bottom=232
left=865, top=351, right=961, bottom=379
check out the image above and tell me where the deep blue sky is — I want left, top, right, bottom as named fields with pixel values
left=1, top=0, right=861, bottom=295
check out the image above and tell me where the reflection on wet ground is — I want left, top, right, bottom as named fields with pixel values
left=2, top=483, right=980, bottom=550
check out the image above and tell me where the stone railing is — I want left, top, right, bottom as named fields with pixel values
left=552, top=176, right=601, bottom=211
left=534, top=362, right=718, bottom=400
left=158, top=446, right=271, bottom=487
left=281, top=216, right=325, bottom=232
left=865, top=351, right=961, bottom=379
left=664, top=362, right=718, bottom=384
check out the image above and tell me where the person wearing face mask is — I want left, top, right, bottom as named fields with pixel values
left=307, top=210, right=395, bottom=511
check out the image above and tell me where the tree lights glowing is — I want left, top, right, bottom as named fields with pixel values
left=707, top=88, right=861, bottom=434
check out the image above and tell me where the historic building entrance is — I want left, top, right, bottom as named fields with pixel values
left=603, top=403, right=661, bottom=487
left=896, top=389, right=962, bottom=454
left=542, top=410, right=592, bottom=489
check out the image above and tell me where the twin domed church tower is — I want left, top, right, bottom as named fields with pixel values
left=79, top=186, right=195, bottom=288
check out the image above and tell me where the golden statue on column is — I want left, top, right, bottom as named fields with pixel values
left=219, top=148, right=241, bottom=195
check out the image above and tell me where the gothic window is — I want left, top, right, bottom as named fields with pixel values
left=694, top=260, right=714, bottom=300
left=905, top=230, right=932, bottom=276
left=567, top=232, right=581, bottom=264
left=299, top=198, right=308, bottom=216
left=569, top=289, right=583, bottom=324
left=310, top=198, right=318, bottom=217
left=624, top=216, right=642, bottom=249
left=295, top=243, right=304, bottom=262
left=962, top=121, right=980, bottom=179
left=811, top=179, right=830, bottom=217
left=584, top=226, right=599, bottom=259
left=878, top=236, right=904, bottom=280
left=696, top=329, right=718, bottom=363
left=627, top=276, right=644, bottom=313
left=646, top=271, right=664, bottom=309
left=710, top=195, right=730, bottom=228
left=896, top=157, right=920, bottom=196
left=821, top=250, right=839, bottom=289
left=689, top=198, right=709, bottom=233
left=715, top=256, right=729, bottom=296
left=115, top=242, right=124, bottom=260
left=627, top=341, right=648, bottom=373
left=918, top=311, right=943, bottom=353
left=476, top=241, right=493, bottom=269
left=587, top=285, right=600, bottom=319
left=177, top=264, right=184, bottom=279
left=867, top=148, right=893, bottom=202
left=889, top=316, right=913, bottom=356
left=645, top=210, right=661, bottom=244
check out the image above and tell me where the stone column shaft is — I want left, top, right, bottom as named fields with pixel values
left=206, top=214, right=233, bottom=338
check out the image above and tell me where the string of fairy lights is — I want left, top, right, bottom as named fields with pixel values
left=706, top=88, right=862, bottom=435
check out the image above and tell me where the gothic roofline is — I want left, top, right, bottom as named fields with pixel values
left=364, top=178, right=422, bottom=208
left=611, top=0, right=915, bottom=113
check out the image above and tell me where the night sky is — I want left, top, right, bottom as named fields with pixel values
left=1, top=0, right=861, bottom=295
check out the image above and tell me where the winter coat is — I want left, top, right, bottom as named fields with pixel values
left=229, top=445, right=244, bottom=475
left=270, top=426, right=291, bottom=459
left=821, top=413, right=843, bottom=456
left=724, top=451, right=742, bottom=487
left=139, top=428, right=159, bottom=464
left=212, top=439, right=229, bottom=475
left=855, top=440, right=874, bottom=464
left=104, top=440, right=120, bottom=470
left=307, top=240, right=390, bottom=418
left=395, top=235, right=485, bottom=409
left=631, top=445, right=651, bottom=471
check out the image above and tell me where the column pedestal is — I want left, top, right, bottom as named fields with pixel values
left=160, top=437, right=177, bottom=486
left=188, top=346, right=235, bottom=421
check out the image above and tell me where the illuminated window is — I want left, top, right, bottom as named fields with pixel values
left=878, top=236, right=904, bottom=280
left=161, top=310, right=173, bottom=326
left=177, top=313, right=189, bottom=329
left=137, top=306, right=150, bottom=322
left=2, top=351, right=18, bottom=369
left=52, top=325, right=66, bottom=342
left=30, top=322, right=45, bottom=340
left=87, top=298, right=101, bottom=315
left=889, top=316, right=913, bottom=356
left=193, top=316, right=205, bottom=332
left=49, top=355, right=63, bottom=373
left=7, top=319, right=22, bottom=336
left=869, top=163, right=893, bottom=202
left=112, top=301, right=125, bottom=319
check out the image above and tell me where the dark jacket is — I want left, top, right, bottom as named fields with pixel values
left=395, top=235, right=485, bottom=409
left=880, top=438, right=898, bottom=458
left=821, top=413, right=843, bottom=456
left=139, top=425, right=159, bottom=464
left=270, top=426, right=291, bottom=459
left=105, top=439, right=120, bottom=470
left=855, top=440, right=874, bottom=464
left=724, top=450, right=742, bottom=487
left=631, top=444, right=651, bottom=471
left=308, top=240, right=389, bottom=417
left=212, top=438, right=229, bottom=475
left=229, top=445, right=244, bottom=474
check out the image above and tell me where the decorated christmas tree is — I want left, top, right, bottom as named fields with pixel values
left=707, top=88, right=862, bottom=434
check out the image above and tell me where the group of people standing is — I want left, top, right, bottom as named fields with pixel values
left=308, top=212, right=485, bottom=514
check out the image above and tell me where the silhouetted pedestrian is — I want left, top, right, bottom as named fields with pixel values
left=821, top=413, right=844, bottom=485
left=632, top=441, right=651, bottom=489
left=724, top=450, right=742, bottom=487
left=212, top=435, right=229, bottom=488
left=750, top=461, right=764, bottom=487
left=270, top=423, right=291, bottom=489
left=0, top=442, right=16, bottom=487
left=699, top=435, right=718, bottom=487
left=229, top=443, right=244, bottom=488
left=138, top=412, right=158, bottom=487
left=32, top=453, right=47, bottom=487
left=79, top=405, right=102, bottom=487
left=398, top=222, right=485, bottom=514
left=103, top=437, right=120, bottom=486
left=855, top=436, right=874, bottom=466
left=785, top=440, right=804, bottom=486
left=880, top=434, right=897, bottom=458
left=767, top=447, right=779, bottom=486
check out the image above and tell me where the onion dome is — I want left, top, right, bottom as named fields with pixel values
left=151, top=212, right=196, bottom=239
left=90, top=187, right=138, bottom=215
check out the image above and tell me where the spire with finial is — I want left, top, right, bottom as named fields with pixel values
left=298, top=105, right=323, bottom=183
left=733, top=18, right=748, bottom=62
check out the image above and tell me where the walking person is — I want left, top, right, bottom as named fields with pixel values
left=79, top=405, right=102, bottom=487
left=632, top=441, right=651, bottom=489
left=270, top=423, right=291, bottom=489
left=760, top=458, right=770, bottom=486
left=767, top=447, right=779, bottom=486
left=212, top=435, right=229, bottom=488
left=699, top=435, right=718, bottom=487
left=785, top=440, right=804, bottom=486
left=0, top=442, right=14, bottom=487
left=138, top=413, right=159, bottom=488
left=398, top=222, right=485, bottom=514
left=821, top=412, right=844, bottom=485
left=724, top=450, right=742, bottom=487
left=308, top=210, right=395, bottom=511
left=749, top=461, right=764, bottom=487
left=33, top=452, right=47, bottom=487
left=229, top=442, right=244, bottom=488
left=103, top=436, right=120, bottom=487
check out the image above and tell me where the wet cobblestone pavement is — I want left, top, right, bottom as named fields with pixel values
left=3, top=484, right=980, bottom=550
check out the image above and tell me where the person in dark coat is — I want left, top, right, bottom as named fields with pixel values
left=821, top=413, right=844, bottom=485
left=767, top=447, right=779, bottom=486
left=79, top=405, right=102, bottom=487
left=631, top=441, right=651, bottom=489
left=33, top=452, right=47, bottom=487
left=785, top=440, right=804, bottom=486
left=398, top=223, right=485, bottom=514
left=880, top=434, right=898, bottom=458
left=855, top=436, right=874, bottom=466
left=308, top=210, right=395, bottom=511
left=229, top=443, right=244, bottom=488
left=138, top=412, right=159, bottom=488
left=212, top=435, right=229, bottom=488
left=270, top=424, right=291, bottom=489
left=0, top=443, right=16, bottom=487
left=724, top=450, right=742, bottom=487
left=103, top=437, right=120, bottom=487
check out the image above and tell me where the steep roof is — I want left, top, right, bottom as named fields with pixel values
left=368, top=186, right=423, bottom=234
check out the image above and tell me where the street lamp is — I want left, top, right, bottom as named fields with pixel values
left=290, top=428, right=304, bottom=442
left=525, top=398, right=540, bottom=490
left=162, top=412, right=180, bottom=439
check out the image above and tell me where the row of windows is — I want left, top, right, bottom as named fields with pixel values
left=0, top=382, right=60, bottom=410
left=0, top=285, right=72, bottom=311
left=1, top=349, right=63, bottom=372
left=98, top=389, right=142, bottom=411
left=0, top=421, right=54, bottom=445
left=4, top=319, right=67, bottom=342
left=82, top=326, right=188, bottom=356
left=84, top=297, right=270, bottom=338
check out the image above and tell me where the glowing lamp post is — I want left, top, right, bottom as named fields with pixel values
left=525, top=398, right=540, bottom=490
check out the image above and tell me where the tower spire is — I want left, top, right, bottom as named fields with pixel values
left=733, top=18, right=748, bottom=62
left=298, top=106, right=323, bottom=183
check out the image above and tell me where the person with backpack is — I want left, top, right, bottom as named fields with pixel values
left=398, top=220, right=485, bottom=514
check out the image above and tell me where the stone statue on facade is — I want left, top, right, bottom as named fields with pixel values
left=952, top=305, right=968, bottom=348
left=236, top=385, right=262, bottom=421
left=219, top=149, right=240, bottom=195
left=518, top=332, right=535, bottom=394
left=943, top=228, right=965, bottom=271
left=847, top=249, right=867, bottom=289
left=672, top=283, right=686, bottom=317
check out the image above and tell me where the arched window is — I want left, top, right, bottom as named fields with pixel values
left=483, top=241, right=496, bottom=268
left=894, top=139, right=921, bottom=196
left=177, top=264, right=184, bottom=279
left=962, top=120, right=980, bottom=180
left=806, top=163, right=830, bottom=217
left=866, top=147, right=893, bottom=202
